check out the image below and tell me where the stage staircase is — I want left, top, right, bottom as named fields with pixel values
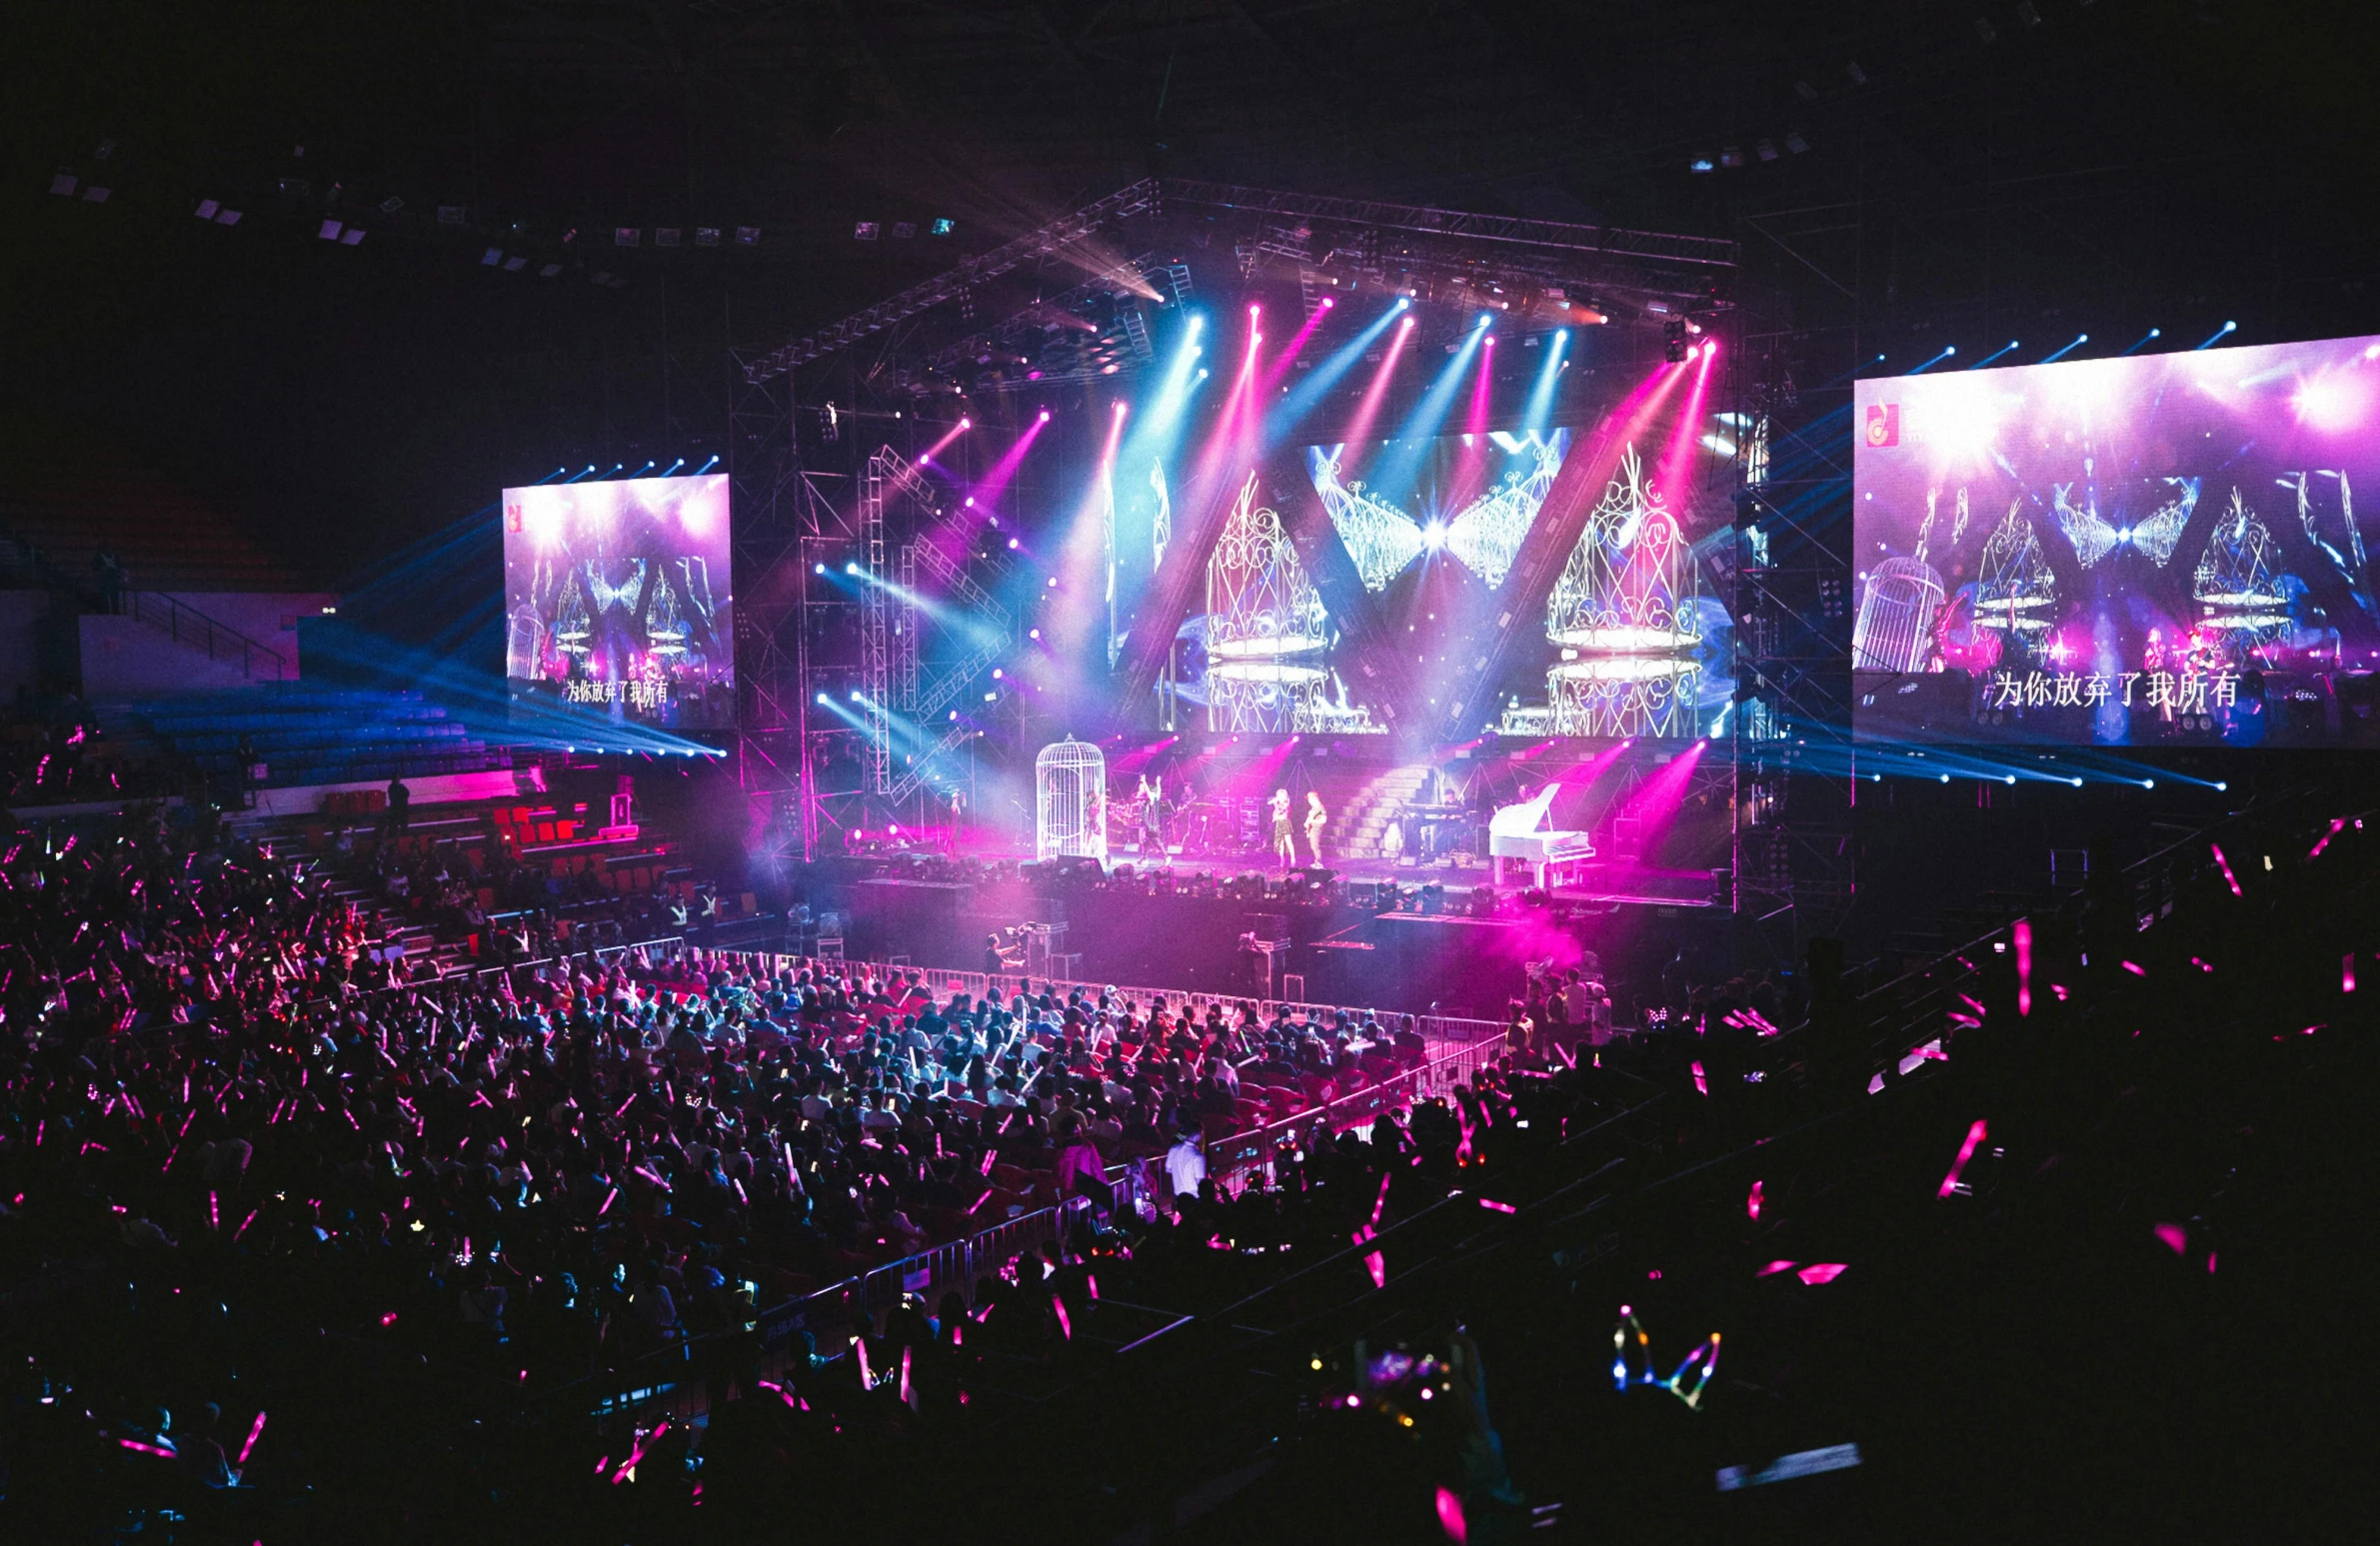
left=1326, top=763, right=1431, bottom=859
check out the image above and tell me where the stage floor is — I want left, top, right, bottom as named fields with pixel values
left=942, top=837, right=1720, bottom=907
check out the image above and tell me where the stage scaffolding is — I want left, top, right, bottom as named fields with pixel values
left=726, top=177, right=1736, bottom=865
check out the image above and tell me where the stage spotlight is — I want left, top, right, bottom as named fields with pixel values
left=816, top=693, right=829, bottom=705
left=2070, top=776, right=2084, bottom=786
left=2141, top=778, right=2155, bottom=788
left=992, top=668, right=1004, bottom=679
left=846, top=562, right=860, bottom=575
left=851, top=691, right=864, bottom=703
left=814, top=563, right=826, bottom=574
left=1029, top=628, right=1041, bottom=639
left=1039, top=409, right=1051, bottom=422
left=1422, top=521, right=1446, bottom=551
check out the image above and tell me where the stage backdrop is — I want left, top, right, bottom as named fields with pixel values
left=1852, top=335, right=2380, bottom=747
left=502, top=474, right=735, bottom=732
left=1160, top=424, right=1736, bottom=741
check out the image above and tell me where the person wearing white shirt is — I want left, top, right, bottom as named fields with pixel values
left=1165, top=1127, right=1206, bottom=1205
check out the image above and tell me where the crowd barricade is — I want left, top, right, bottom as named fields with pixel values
left=645, top=945, right=1513, bottom=1055
left=586, top=1204, right=1065, bottom=1436
left=1205, top=1029, right=1510, bottom=1192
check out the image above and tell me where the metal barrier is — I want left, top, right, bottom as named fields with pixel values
left=666, top=947, right=1512, bottom=1053
left=1205, top=1030, right=1510, bottom=1191
left=582, top=1204, right=1065, bottom=1435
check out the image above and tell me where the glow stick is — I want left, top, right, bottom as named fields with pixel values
left=2209, top=842, right=2242, bottom=896
left=2013, top=916, right=2034, bottom=1016
left=237, top=1409, right=268, bottom=1466
left=1746, top=1180, right=1762, bottom=1220
left=1937, top=1119, right=1988, bottom=1198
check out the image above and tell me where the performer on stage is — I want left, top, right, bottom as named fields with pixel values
left=1269, top=788, right=1294, bottom=870
left=1138, top=774, right=1167, bottom=860
left=1304, top=789, right=1328, bottom=867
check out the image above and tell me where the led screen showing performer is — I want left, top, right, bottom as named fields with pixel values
left=1852, top=335, right=2380, bottom=746
left=502, top=474, right=735, bottom=731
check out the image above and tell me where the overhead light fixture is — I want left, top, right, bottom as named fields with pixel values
left=854, top=221, right=879, bottom=241
left=340, top=228, right=366, bottom=246
left=735, top=226, right=760, bottom=246
left=695, top=227, right=720, bottom=247
left=931, top=217, right=955, bottom=235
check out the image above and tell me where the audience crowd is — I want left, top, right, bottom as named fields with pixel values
left=0, top=787, right=2370, bottom=1541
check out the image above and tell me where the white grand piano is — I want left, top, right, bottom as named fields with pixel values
left=1488, top=783, right=1595, bottom=889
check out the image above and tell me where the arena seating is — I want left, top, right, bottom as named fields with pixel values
left=112, top=686, right=507, bottom=787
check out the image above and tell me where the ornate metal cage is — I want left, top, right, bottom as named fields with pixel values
left=1035, top=739, right=1109, bottom=864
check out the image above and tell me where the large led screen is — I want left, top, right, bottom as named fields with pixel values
left=1852, top=336, right=2380, bottom=746
left=503, top=474, right=734, bottom=731
left=1160, top=425, right=1736, bottom=741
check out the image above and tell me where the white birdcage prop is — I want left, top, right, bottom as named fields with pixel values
left=1852, top=557, right=1945, bottom=674
left=1035, top=739, right=1108, bottom=864
left=2193, top=487, right=2293, bottom=654
left=1205, top=472, right=1328, bottom=732
left=1543, top=444, right=1704, bottom=737
left=1974, top=502, right=2058, bottom=648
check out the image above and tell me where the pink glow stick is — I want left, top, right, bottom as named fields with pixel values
left=1937, top=1119, right=1988, bottom=1197
left=1478, top=1197, right=1515, bottom=1213
left=1796, top=1262, right=1846, bottom=1284
left=2209, top=842, right=2242, bottom=896
left=1053, top=1298, right=1071, bottom=1340
left=1746, top=1179, right=1762, bottom=1220
left=2013, top=918, right=2032, bottom=1016
left=237, top=1409, right=267, bottom=1467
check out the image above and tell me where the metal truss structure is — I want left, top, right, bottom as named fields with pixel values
left=1725, top=326, right=1857, bottom=961
left=735, top=179, right=1735, bottom=395
left=736, top=181, right=1164, bottom=385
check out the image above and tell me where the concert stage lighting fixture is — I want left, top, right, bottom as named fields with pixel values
left=2040, top=334, right=2088, bottom=364
left=2194, top=320, right=2238, bottom=350
left=1908, top=346, right=1956, bottom=374
left=1970, top=341, right=2020, bottom=369
left=2122, top=328, right=2163, bottom=355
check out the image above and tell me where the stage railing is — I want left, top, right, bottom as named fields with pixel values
left=1205, top=1030, right=1510, bottom=1191
left=630, top=945, right=1512, bottom=1055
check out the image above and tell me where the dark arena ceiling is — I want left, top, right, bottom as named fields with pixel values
left=5, top=0, right=2376, bottom=583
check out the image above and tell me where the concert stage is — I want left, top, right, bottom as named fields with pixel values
left=820, top=840, right=1728, bottom=1019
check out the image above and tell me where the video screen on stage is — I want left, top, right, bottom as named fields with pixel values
left=1852, top=334, right=2380, bottom=746
left=502, top=474, right=735, bottom=731
left=1160, top=424, right=1736, bottom=741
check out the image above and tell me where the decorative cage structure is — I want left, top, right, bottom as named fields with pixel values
left=1035, top=739, right=1108, bottom=865
left=1206, top=473, right=1330, bottom=732
left=1541, top=444, right=1704, bottom=737
left=2194, top=488, right=2294, bottom=654
left=1974, top=502, right=2058, bottom=650
left=1852, top=556, right=1945, bottom=674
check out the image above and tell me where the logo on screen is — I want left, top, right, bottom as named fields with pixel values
left=1865, top=404, right=1899, bottom=449
left=506, top=504, right=523, bottom=534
